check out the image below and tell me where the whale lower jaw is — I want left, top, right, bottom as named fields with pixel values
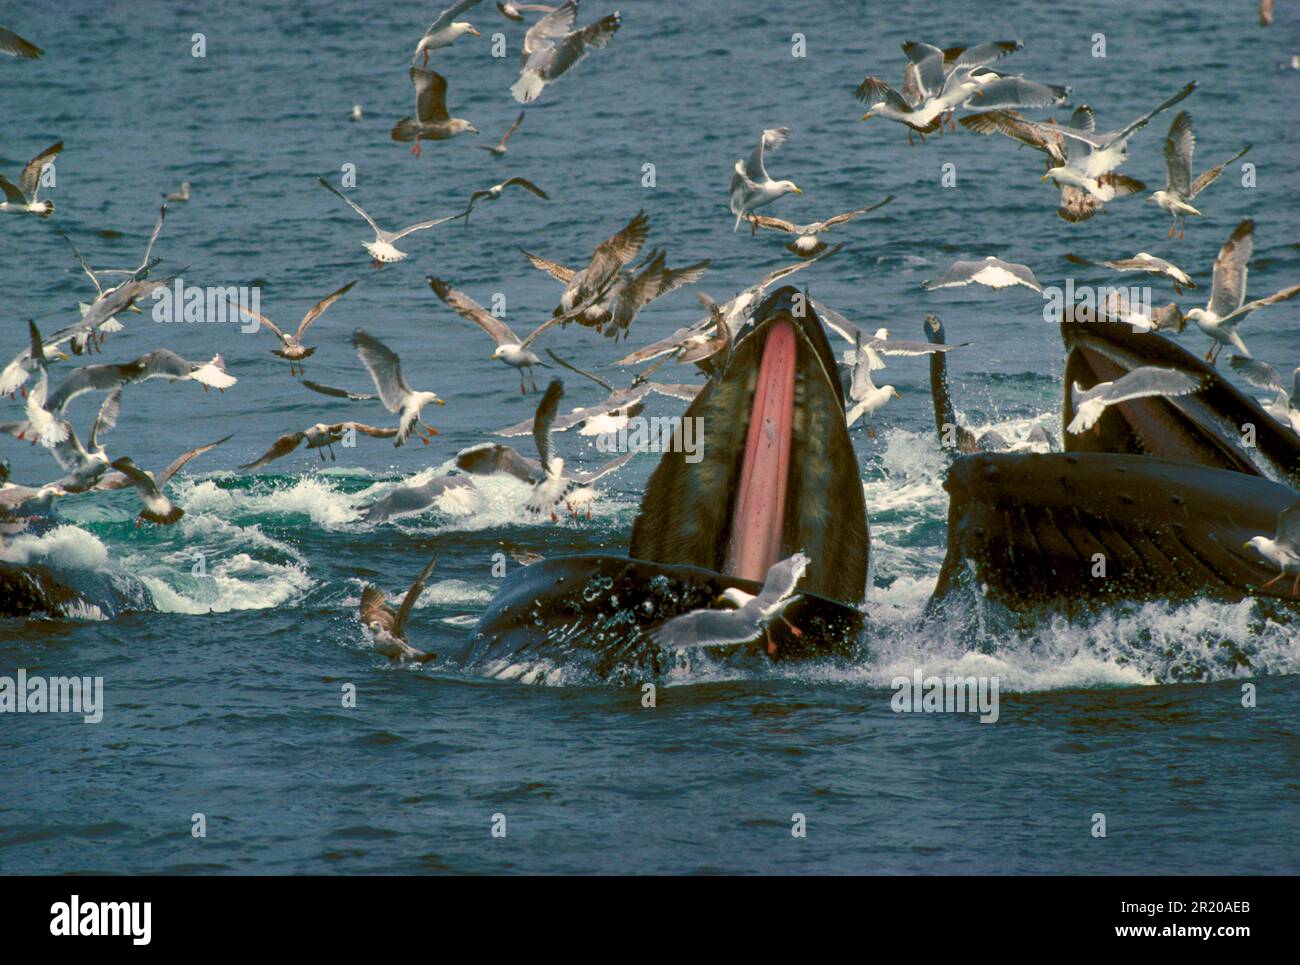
left=932, top=452, right=1300, bottom=613
left=466, top=555, right=864, bottom=679
left=1061, top=312, right=1300, bottom=487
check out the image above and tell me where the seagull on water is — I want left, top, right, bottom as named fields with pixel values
left=163, top=181, right=191, bottom=202
left=317, top=177, right=461, bottom=266
left=1183, top=220, right=1300, bottom=364
left=650, top=552, right=809, bottom=656
left=1067, top=366, right=1206, bottom=434
left=1148, top=111, right=1250, bottom=239
left=730, top=128, right=801, bottom=232
left=360, top=555, right=440, bottom=662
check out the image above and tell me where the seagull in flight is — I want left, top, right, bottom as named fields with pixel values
left=650, top=552, right=810, bottom=657
left=426, top=276, right=573, bottom=393
left=351, top=329, right=446, bottom=445
left=317, top=177, right=461, bottom=267
left=1184, top=220, right=1300, bottom=364
left=235, top=280, right=357, bottom=376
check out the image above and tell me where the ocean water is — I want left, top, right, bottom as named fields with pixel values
left=1, top=0, right=1297, bottom=874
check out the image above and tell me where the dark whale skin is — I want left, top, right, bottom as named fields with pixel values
left=933, top=452, right=1300, bottom=611
left=468, top=554, right=864, bottom=677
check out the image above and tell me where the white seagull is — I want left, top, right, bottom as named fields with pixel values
left=351, top=329, right=446, bottom=446
left=1148, top=111, right=1250, bottom=239
left=1184, top=220, right=1300, bottom=364
left=317, top=177, right=461, bottom=266
left=1229, top=356, right=1300, bottom=435
left=511, top=1, right=621, bottom=103
left=730, top=128, right=801, bottom=232
left=413, top=0, right=483, bottom=65
left=650, top=552, right=810, bottom=655
left=1067, top=366, right=1205, bottom=434
left=0, top=141, right=60, bottom=218
left=923, top=256, right=1041, bottom=292
left=1243, top=503, right=1300, bottom=597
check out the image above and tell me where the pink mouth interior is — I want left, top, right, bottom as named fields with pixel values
left=724, top=319, right=797, bottom=583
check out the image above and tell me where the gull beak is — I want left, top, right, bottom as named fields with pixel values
left=468, top=125, right=480, bottom=134
left=860, top=113, right=873, bottom=122
left=792, top=186, right=803, bottom=195
left=892, top=388, right=902, bottom=399
left=1241, top=541, right=1252, bottom=551
left=1040, top=173, right=1051, bottom=182
left=469, top=26, right=480, bottom=36
left=436, top=398, right=446, bottom=405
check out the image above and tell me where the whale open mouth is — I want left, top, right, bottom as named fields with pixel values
left=1061, top=310, right=1300, bottom=487
left=629, top=287, right=869, bottom=605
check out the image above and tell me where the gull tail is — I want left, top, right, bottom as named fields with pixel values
left=511, top=71, right=545, bottom=104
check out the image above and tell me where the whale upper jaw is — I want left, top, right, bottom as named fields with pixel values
left=629, top=286, right=869, bottom=606
left=1061, top=309, right=1300, bottom=488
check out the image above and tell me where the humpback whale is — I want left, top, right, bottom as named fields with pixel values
left=469, top=288, right=869, bottom=671
left=1061, top=312, right=1300, bottom=485
left=931, top=310, right=1300, bottom=612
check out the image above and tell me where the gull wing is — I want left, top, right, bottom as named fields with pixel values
left=412, top=66, right=451, bottom=123
left=750, top=552, right=809, bottom=612
left=1229, top=356, right=1284, bottom=393
left=317, top=177, right=383, bottom=235
left=427, top=0, right=482, bottom=34
left=532, top=377, right=563, bottom=469
left=745, top=127, right=788, bottom=181
left=427, top=276, right=522, bottom=345
left=240, top=431, right=307, bottom=469
left=297, top=280, right=357, bottom=338
left=521, top=0, right=576, bottom=57
left=1209, top=220, right=1254, bottom=319
left=19, top=141, right=61, bottom=201
left=1162, top=111, right=1194, bottom=196
left=351, top=330, right=412, bottom=413
left=650, top=607, right=762, bottom=650
left=394, top=554, right=438, bottom=640
left=522, top=249, right=577, bottom=283
left=820, top=195, right=894, bottom=228
left=156, top=433, right=236, bottom=486
left=1189, top=144, right=1251, bottom=200
left=301, top=379, right=378, bottom=401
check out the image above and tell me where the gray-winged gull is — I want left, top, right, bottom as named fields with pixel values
left=1067, top=366, right=1205, bottom=434
left=1149, top=111, right=1250, bottom=238
left=1184, top=219, right=1300, bottom=363
left=650, top=552, right=810, bottom=654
